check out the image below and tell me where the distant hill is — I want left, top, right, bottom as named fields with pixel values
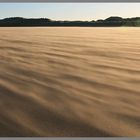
left=0, top=16, right=140, bottom=27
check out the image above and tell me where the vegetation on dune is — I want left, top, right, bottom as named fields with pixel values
left=0, top=16, right=140, bottom=27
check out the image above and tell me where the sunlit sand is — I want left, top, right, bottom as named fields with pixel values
left=0, top=27, right=140, bottom=136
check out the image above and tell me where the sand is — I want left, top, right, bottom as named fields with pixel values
left=0, top=27, right=140, bottom=136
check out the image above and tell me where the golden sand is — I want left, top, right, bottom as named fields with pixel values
left=0, top=27, right=140, bottom=136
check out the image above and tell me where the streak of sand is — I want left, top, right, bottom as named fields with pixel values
left=0, top=27, right=140, bottom=136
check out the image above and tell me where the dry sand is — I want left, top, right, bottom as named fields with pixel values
left=0, top=27, right=140, bottom=136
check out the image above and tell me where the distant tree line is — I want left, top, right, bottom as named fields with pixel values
left=0, top=16, right=140, bottom=27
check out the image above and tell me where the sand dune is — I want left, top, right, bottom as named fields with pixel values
left=0, top=27, right=140, bottom=136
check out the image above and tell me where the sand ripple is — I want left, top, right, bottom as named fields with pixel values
left=0, top=27, right=140, bottom=136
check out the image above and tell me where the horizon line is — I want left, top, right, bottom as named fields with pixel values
left=1, top=16, right=140, bottom=22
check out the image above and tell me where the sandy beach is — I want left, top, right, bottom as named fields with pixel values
left=0, top=27, right=140, bottom=136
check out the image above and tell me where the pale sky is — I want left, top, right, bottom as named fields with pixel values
left=0, top=3, right=140, bottom=21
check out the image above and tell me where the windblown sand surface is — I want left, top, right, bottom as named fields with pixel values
left=0, top=27, right=140, bottom=136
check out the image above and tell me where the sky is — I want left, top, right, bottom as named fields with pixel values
left=0, top=3, right=140, bottom=21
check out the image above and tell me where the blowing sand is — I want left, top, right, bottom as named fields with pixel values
left=0, top=27, right=140, bottom=136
